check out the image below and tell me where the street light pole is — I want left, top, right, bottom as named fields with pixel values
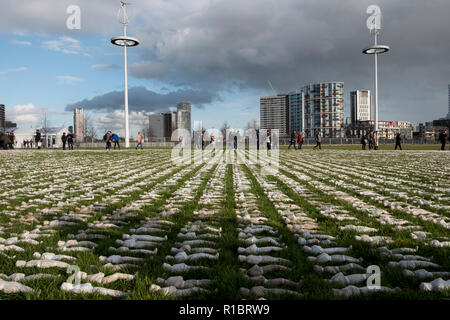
left=123, top=23, right=129, bottom=148
left=363, top=6, right=389, bottom=134
left=111, top=2, right=139, bottom=148
left=374, top=31, right=378, bottom=132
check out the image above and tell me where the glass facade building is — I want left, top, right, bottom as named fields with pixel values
left=288, top=91, right=304, bottom=134
left=303, top=82, right=344, bottom=138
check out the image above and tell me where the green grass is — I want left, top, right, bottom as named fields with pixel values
left=0, top=149, right=448, bottom=300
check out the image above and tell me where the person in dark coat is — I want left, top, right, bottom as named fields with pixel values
left=0, top=133, right=7, bottom=149
left=256, top=129, right=260, bottom=151
left=67, top=132, right=74, bottom=150
left=439, top=130, right=447, bottom=151
left=288, top=130, right=297, bottom=150
left=394, top=133, right=402, bottom=150
left=61, top=132, right=67, bottom=150
left=361, top=133, right=367, bottom=150
left=104, top=131, right=112, bottom=150
left=35, top=129, right=41, bottom=145
left=8, top=132, right=15, bottom=149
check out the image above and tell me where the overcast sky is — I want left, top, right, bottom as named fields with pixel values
left=1, top=0, right=449, bottom=136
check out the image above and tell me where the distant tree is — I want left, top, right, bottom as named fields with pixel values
left=40, top=111, right=51, bottom=147
left=83, top=112, right=97, bottom=143
left=246, top=119, right=260, bottom=130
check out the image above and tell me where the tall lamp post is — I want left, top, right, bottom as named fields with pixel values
left=111, top=2, right=140, bottom=148
left=363, top=5, right=389, bottom=133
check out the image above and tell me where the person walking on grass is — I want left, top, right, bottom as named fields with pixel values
left=395, top=132, right=402, bottom=150
left=297, top=131, right=304, bottom=150
left=136, top=131, right=143, bottom=150
left=313, top=130, right=322, bottom=150
left=361, top=133, right=367, bottom=150
left=439, top=130, right=447, bottom=151
left=61, top=132, right=67, bottom=150
left=288, top=130, right=297, bottom=150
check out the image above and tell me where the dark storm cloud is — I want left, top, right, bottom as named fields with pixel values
left=128, top=0, right=450, bottom=122
left=65, top=86, right=216, bottom=112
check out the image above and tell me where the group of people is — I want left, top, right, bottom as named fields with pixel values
left=21, top=139, right=34, bottom=148
left=0, top=132, right=16, bottom=149
left=288, top=130, right=305, bottom=150
left=103, top=131, right=121, bottom=150
left=61, top=132, right=74, bottom=150
left=360, top=130, right=380, bottom=150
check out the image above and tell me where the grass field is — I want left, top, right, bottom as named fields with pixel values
left=0, top=149, right=448, bottom=300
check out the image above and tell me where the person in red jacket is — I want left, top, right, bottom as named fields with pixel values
left=297, top=132, right=304, bottom=150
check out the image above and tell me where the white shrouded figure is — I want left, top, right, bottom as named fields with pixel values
left=363, top=5, right=390, bottom=133
left=111, top=2, right=140, bottom=148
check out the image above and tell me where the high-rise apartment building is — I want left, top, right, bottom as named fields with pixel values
left=73, top=108, right=84, bottom=143
left=163, top=112, right=177, bottom=138
left=0, top=104, right=5, bottom=130
left=260, top=94, right=289, bottom=135
left=350, top=90, right=372, bottom=124
left=288, top=91, right=304, bottom=134
left=303, top=82, right=344, bottom=138
left=447, top=84, right=450, bottom=119
left=149, top=113, right=165, bottom=140
left=176, top=102, right=191, bottom=134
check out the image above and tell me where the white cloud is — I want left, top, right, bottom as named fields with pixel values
left=41, top=36, right=84, bottom=55
left=11, top=39, right=32, bottom=46
left=7, top=103, right=70, bottom=126
left=8, top=104, right=39, bottom=124
left=92, top=64, right=120, bottom=71
left=56, top=75, right=84, bottom=84
left=0, top=66, right=28, bottom=75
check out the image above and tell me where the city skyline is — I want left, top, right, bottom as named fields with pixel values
left=1, top=1, right=450, bottom=136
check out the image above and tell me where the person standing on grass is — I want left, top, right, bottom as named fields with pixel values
left=8, top=132, right=15, bottom=150
left=439, top=130, right=447, bottom=150
left=37, top=139, right=42, bottom=149
left=373, top=131, right=379, bottom=150
left=313, top=130, right=322, bottom=150
left=111, top=133, right=120, bottom=149
left=67, top=132, right=74, bottom=150
left=266, top=130, right=272, bottom=150
left=297, top=131, right=304, bottom=150
left=136, top=131, right=143, bottom=150
left=395, top=132, right=402, bottom=150
left=368, top=130, right=373, bottom=150
left=104, top=130, right=112, bottom=151
left=361, top=133, right=367, bottom=150
left=288, top=130, right=297, bottom=150
left=61, top=132, right=67, bottom=150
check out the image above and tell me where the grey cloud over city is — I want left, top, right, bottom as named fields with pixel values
left=65, top=86, right=217, bottom=112
left=2, top=0, right=450, bottom=123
